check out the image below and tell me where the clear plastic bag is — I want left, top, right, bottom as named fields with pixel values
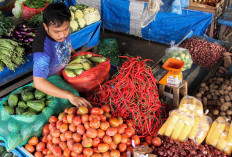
left=162, top=41, right=193, bottom=71
left=140, top=0, right=163, bottom=28
left=83, top=7, right=101, bottom=25
left=179, top=96, right=203, bottom=116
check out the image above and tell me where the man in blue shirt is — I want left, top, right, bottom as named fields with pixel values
left=32, top=2, right=91, bottom=107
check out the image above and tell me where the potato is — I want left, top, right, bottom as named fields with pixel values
left=223, top=57, right=231, bottom=69
left=200, top=83, right=206, bottom=88
left=199, top=88, right=206, bottom=93
left=219, top=77, right=224, bottom=82
left=223, top=102, right=232, bottom=108
left=212, top=109, right=219, bottom=115
left=225, top=79, right=230, bottom=85
left=219, top=90, right=225, bottom=95
left=225, top=95, right=230, bottom=102
left=220, top=112, right=226, bottom=116
left=214, top=85, right=219, bottom=89
left=196, top=93, right=202, bottom=98
left=229, top=92, right=232, bottom=99
left=226, top=110, right=232, bottom=116
left=206, top=94, right=212, bottom=100
left=217, top=100, right=222, bottom=106
left=213, top=95, right=218, bottom=101
left=228, top=116, right=232, bottom=120
left=226, top=86, right=231, bottom=91
left=224, top=90, right=229, bottom=95
left=215, top=90, right=220, bottom=96
left=213, top=77, right=217, bottom=81
left=203, top=97, right=207, bottom=106
left=220, top=98, right=225, bottom=104
left=205, top=86, right=209, bottom=91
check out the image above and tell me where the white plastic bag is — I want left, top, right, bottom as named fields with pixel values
left=140, top=0, right=163, bottom=28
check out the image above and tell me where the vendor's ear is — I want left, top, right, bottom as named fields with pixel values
left=43, top=23, right=48, bottom=32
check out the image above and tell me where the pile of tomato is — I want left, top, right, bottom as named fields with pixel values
left=25, top=106, right=140, bottom=157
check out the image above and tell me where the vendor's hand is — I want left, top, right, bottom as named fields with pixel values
left=68, top=94, right=92, bottom=107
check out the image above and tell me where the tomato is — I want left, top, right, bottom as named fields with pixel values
left=63, top=115, right=68, bottom=124
left=73, top=143, right=83, bottom=155
left=36, top=142, right=45, bottom=152
left=152, top=137, right=162, bottom=147
left=49, top=116, right=58, bottom=123
left=145, top=136, right=152, bottom=145
left=73, top=116, right=82, bottom=126
left=97, top=129, right=105, bottom=139
left=126, top=139, right=132, bottom=146
left=42, top=148, right=49, bottom=155
left=58, top=112, right=66, bottom=121
left=117, top=125, right=125, bottom=134
left=77, top=154, right=85, bottom=157
left=67, top=139, right=75, bottom=150
left=34, top=151, right=43, bottom=157
left=124, top=127, right=134, bottom=138
left=120, top=134, right=128, bottom=144
left=99, top=109, right=104, bottom=115
left=47, top=134, right=53, bottom=141
left=82, top=134, right=88, bottom=140
left=109, top=118, right=119, bottom=127
left=52, top=137, right=60, bottom=145
left=121, top=152, right=127, bottom=157
left=101, top=105, right=110, bottom=113
left=76, top=125, right=85, bottom=135
left=92, top=153, right=102, bottom=157
left=132, top=135, right=140, bottom=146
left=73, top=133, right=82, bottom=143
left=49, top=123, right=56, bottom=131
left=69, top=123, right=76, bottom=132
left=92, top=138, right=101, bottom=147
left=25, top=144, right=35, bottom=153
left=52, top=146, right=62, bottom=157
left=93, top=147, right=99, bottom=153
left=43, top=124, right=50, bottom=135
left=106, top=127, right=117, bottom=136
left=56, top=121, right=63, bottom=129
left=90, top=119, right=100, bottom=129
left=83, top=148, right=93, bottom=157
left=127, top=146, right=134, bottom=152
left=84, top=122, right=90, bottom=130
left=68, top=107, right=76, bottom=115
left=100, top=115, right=107, bottom=122
left=65, top=131, right=73, bottom=140
left=42, top=135, right=48, bottom=143
left=46, top=141, right=53, bottom=150
left=110, top=150, right=120, bottom=157
left=78, top=106, right=88, bottom=115
left=109, top=142, right=117, bottom=151
left=63, top=148, right=71, bottom=157
left=126, top=120, right=132, bottom=127
left=104, top=113, right=112, bottom=119
left=89, top=115, right=101, bottom=121
left=67, top=114, right=74, bottom=124
left=98, top=143, right=109, bottom=153
left=118, top=143, right=127, bottom=153
left=64, top=108, right=69, bottom=113
left=141, top=142, right=149, bottom=147
left=113, top=134, right=121, bottom=145
left=60, top=133, right=66, bottom=142
left=103, top=135, right=112, bottom=144
left=82, top=138, right=93, bottom=148
left=60, top=123, right=68, bottom=133
left=51, top=129, right=60, bottom=138
left=81, top=114, right=89, bottom=124
left=71, top=151, right=78, bottom=157
left=86, top=128, right=97, bottom=138
left=121, top=124, right=127, bottom=129
left=59, top=141, right=67, bottom=151
left=102, top=151, right=110, bottom=157
left=100, top=121, right=110, bottom=131
left=117, top=117, right=123, bottom=125
left=28, top=137, right=38, bottom=146
left=91, top=107, right=101, bottom=115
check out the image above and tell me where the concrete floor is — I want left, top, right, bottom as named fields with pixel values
left=100, top=29, right=169, bottom=67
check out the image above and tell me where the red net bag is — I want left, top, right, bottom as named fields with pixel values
left=21, top=1, right=49, bottom=20
left=62, top=52, right=111, bottom=93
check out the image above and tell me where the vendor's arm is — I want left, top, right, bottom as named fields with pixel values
left=33, top=77, right=91, bottom=107
left=71, top=44, right=76, bottom=55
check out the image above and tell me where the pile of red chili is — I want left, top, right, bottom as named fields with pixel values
left=88, top=56, right=168, bottom=137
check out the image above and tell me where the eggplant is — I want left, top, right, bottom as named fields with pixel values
left=20, top=31, right=27, bottom=35
left=28, top=38, right=34, bottom=42
left=18, top=38, right=24, bottom=41
left=24, top=39, right=29, bottom=43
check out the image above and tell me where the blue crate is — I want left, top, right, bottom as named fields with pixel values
left=0, top=143, right=24, bottom=157
left=16, top=146, right=33, bottom=157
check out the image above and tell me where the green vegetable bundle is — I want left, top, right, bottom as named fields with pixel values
left=0, top=12, right=14, bottom=37
left=0, top=39, right=26, bottom=71
left=3, top=85, right=53, bottom=116
left=0, top=145, right=17, bottom=157
left=27, top=12, right=43, bottom=28
left=24, top=0, right=47, bottom=9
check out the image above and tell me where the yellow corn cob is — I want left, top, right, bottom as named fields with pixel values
left=64, top=69, right=76, bottom=77
left=227, top=122, right=232, bottom=144
left=224, top=143, right=232, bottom=156
left=73, top=69, right=84, bottom=76
left=225, top=123, right=230, bottom=133
left=164, top=112, right=179, bottom=137
left=158, top=119, right=169, bottom=135
left=189, top=116, right=201, bottom=140
left=195, top=100, right=203, bottom=115
left=178, top=123, right=193, bottom=141
left=206, top=120, right=218, bottom=144
left=209, top=117, right=226, bottom=146
left=69, top=55, right=83, bottom=64
left=65, top=63, right=83, bottom=70
left=195, top=124, right=210, bottom=144
left=171, top=120, right=185, bottom=140
left=216, top=132, right=228, bottom=151
left=82, top=62, right=91, bottom=71
left=85, top=54, right=93, bottom=58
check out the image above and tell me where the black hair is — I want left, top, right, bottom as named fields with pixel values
left=43, top=2, right=71, bottom=27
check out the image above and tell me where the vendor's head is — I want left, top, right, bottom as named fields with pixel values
left=43, top=2, right=71, bottom=42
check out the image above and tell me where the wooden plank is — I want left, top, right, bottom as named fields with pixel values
left=0, top=75, right=33, bottom=97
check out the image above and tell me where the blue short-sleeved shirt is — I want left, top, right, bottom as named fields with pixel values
left=32, top=25, right=71, bottom=78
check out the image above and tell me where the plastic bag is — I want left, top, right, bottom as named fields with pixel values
left=83, top=7, right=101, bottom=25
left=140, top=0, right=163, bottom=28
left=62, top=52, right=111, bottom=93
left=0, top=75, right=77, bottom=151
left=162, top=41, right=193, bottom=71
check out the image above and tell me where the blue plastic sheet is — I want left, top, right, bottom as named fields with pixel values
left=71, top=21, right=101, bottom=50
left=0, top=143, right=24, bottom=157
left=217, top=5, right=232, bottom=27
left=0, top=54, right=33, bottom=86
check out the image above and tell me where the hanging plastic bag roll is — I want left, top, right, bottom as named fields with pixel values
left=140, top=0, right=163, bottom=28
